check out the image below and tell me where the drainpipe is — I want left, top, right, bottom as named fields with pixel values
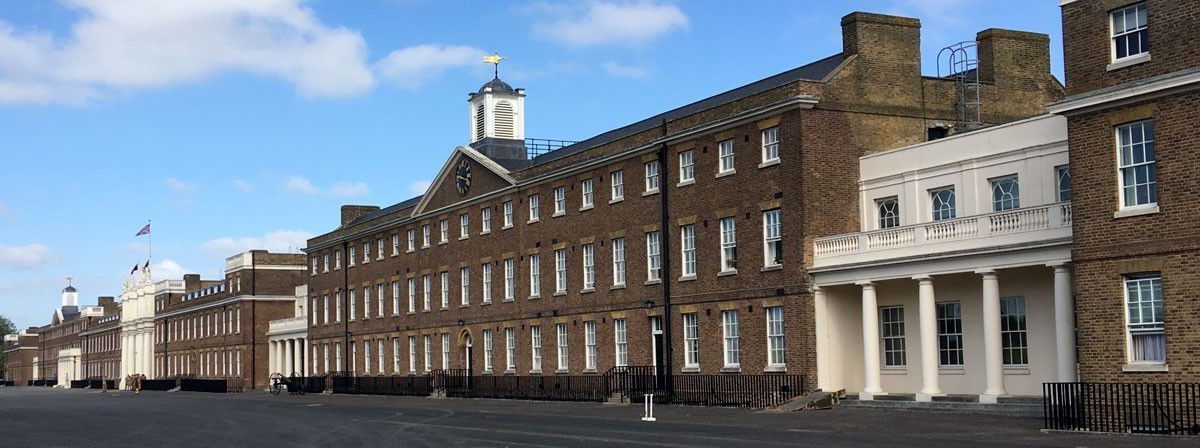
left=342, top=241, right=350, bottom=375
left=657, top=119, right=674, bottom=397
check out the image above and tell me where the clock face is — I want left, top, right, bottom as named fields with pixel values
left=455, top=160, right=472, bottom=195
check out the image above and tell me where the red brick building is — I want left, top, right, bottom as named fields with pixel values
left=305, top=11, right=1062, bottom=388
left=1049, top=0, right=1200, bottom=381
left=153, top=251, right=306, bottom=390
left=80, top=297, right=122, bottom=382
left=3, top=329, right=40, bottom=385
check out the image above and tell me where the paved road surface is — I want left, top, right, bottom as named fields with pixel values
left=0, top=387, right=1193, bottom=447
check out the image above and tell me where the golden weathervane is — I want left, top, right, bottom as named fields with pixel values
left=483, top=53, right=504, bottom=79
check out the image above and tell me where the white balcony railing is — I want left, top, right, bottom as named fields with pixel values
left=814, top=202, right=1071, bottom=266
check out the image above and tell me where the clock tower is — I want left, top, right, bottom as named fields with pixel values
left=468, top=54, right=526, bottom=161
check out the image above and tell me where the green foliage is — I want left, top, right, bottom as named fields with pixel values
left=0, top=314, right=13, bottom=377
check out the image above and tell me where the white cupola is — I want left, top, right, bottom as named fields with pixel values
left=61, top=278, right=78, bottom=308
left=467, top=76, right=525, bottom=143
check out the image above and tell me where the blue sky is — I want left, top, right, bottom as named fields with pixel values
left=0, top=0, right=1064, bottom=329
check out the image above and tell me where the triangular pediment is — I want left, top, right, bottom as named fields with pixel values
left=412, top=146, right=516, bottom=216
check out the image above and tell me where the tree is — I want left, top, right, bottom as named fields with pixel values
left=0, top=314, right=14, bottom=378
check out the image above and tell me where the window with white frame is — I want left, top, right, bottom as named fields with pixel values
left=880, top=306, right=906, bottom=368
left=336, top=342, right=343, bottom=371
left=612, top=238, right=626, bottom=286
left=1056, top=165, right=1071, bottom=202
left=311, top=297, right=318, bottom=325
left=481, top=207, right=492, bottom=233
left=722, top=310, right=740, bottom=368
left=680, top=224, right=696, bottom=277
left=323, top=253, right=330, bottom=272
left=644, top=161, right=660, bottom=192
left=311, top=258, right=318, bottom=275
left=877, top=197, right=900, bottom=229
left=766, top=306, right=786, bottom=368
left=581, top=179, right=594, bottom=209
left=585, top=321, right=597, bottom=371
left=392, top=234, right=400, bottom=256
left=408, top=336, right=416, bottom=373
left=553, top=187, right=566, bottom=215
left=483, top=329, right=493, bottom=372
left=392, top=282, right=400, bottom=315
left=349, top=246, right=357, bottom=267
left=503, top=201, right=514, bottom=227
left=614, top=318, right=628, bottom=367
left=683, top=313, right=699, bottom=368
left=439, top=219, right=449, bottom=243
left=422, top=275, right=431, bottom=311
left=377, top=339, right=385, bottom=374
left=407, top=229, right=416, bottom=252
left=1111, top=2, right=1148, bottom=62
left=529, top=194, right=540, bottom=221
left=460, top=214, right=469, bottom=239
left=1000, top=297, right=1028, bottom=366
left=364, top=242, right=371, bottom=263
left=611, top=170, right=624, bottom=201
left=991, top=175, right=1020, bottom=211
left=504, top=258, right=516, bottom=301
left=762, top=126, right=780, bottom=163
left=1117, top=120, right=1157, bottom=208
left=718, top=139, right=735, bottom=173
left=393, top=338, right=401, bottom=373
left=482, top=263, right=493, bottom=303
left=720, top=217, right=738, bottom=272
left=335, top=292, right=342, bottom=322
left=763, top=209, right=782, bottom=267
left=335, top=250, right=342, bottom=269
left=1125, top=274, right=1164, bottom=363
left=351, top=341, right=358, bottom=374
left=460, top=268, right=470, bottom=306
left=505, top=328, right=515, bottom=371
left=529, top=254, right=541, bottom=297
left=377, top=283, right=385, bottom=317
left=554, top=249, right=567, bottom=293
left=647, top=231, right=662, bottom=281
left=407, top=278, right=416, bottom=313
left=349, top=289, right=357, bottom=320
left=377, top=238, right=384, bottom=260
left=440, top=272, right=449, bottom=309
left=556, top=323, right=569, bottom=371
left=930, top=187, right=956, bottom=221
left=441, top=333, right=450, bottom=370
left=936, top=302, right=963, bottom=367
left=582, top=244, right=595, bottom=290
left=531, top=325, right=542, bottom=372
left=679, top=150, right=695, bottom=183
left=422, top=225, right=430, bottom=248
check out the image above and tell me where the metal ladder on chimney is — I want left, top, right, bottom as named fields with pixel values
left=938, top=41, right=981, bottom=132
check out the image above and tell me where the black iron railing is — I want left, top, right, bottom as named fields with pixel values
left=335, top=375, right=433, bottom=396
left=30, top=379, right=57, bottom=387
left=671, top=374, right=805, bottom=408
left=449, top=374, right=610, bottom=402
left=1044, top=382, right=1200, bottom=435
left=525, top=138, right=578, bottom=159
left=140, top=379, right=177, bottom=391
left=179, top=378, right=234, bottom=393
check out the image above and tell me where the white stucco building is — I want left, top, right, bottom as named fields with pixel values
left=267, top=285, right=309, bottom=377
left=119, top=269, right=180, bottom=387
left=810, top=114, right=1075, bottom=403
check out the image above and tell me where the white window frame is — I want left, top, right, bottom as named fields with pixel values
left=881, top=306, right=906, bottom=368
left=392, top=281, right=400, bottom=315
left=553, top=187, right=566, bottom=216
left=459, top=213, right=470, bottom=240
left=503, top=201, right=514, bottom=228
left=505, top=327, right=515, bottom=372
left=877, top=197, right=900, bottom=229
left=679, top=150, right=695, bottom=184
left=482, top=263, right=493, bottom=303
left=614, top=318, right=628, bottom=367
left=528, top=194, right=540, bottom=222
left=721, top=310, right=740, bottom=369
left=644, top=161, right=660, bottom=193
left=504, top=258, right=516, bottom=301
left=930, top=187, right=956, bottom=221
left=581, top=179, right=594, bottom=210
left=646, top=231, right=661, bottom=282
left=1000, top=297, right=1028, bottom=367
left=531, top=325, right=542, bottom=373
left=440, top=271, right=449, bottom=309
left=441, top=333, right=450, bottom=370
left=680, top=224, right=696, bottom=278
left=421, top=225, right=431, bottom=248
left=761, top=126, right=780, bottom=164
left=1116, top=120, right=1157, bottom=210
left=556, top=323, right=569, bottom=371
left=936, top=302, right=964, bottom=368
left=719, top=217, right=737, bottom=273
left=481, top=207, right=492, bottom=234
left=766, top=306, right=785, bottom=369
left=718, top=139, right=735, bottom=174
left=422, top=275, right=431, bottom=311
left=407, top=278, right=416, bottom=314
left=460, top=268, right=470, bottom=306
left=683, top=313, right=699, bottom=369
left=611, top=238, right=626, bottom=286
left=584, top=321, right=597, bottom=371
left=1056, top=165, right=1071, bottom=202
left=407, top=229, right=416, bottom=252
left=392, top=234, right=400, bottom=256
left=582, top=243, right=595, bottom=291
left=529, top=253, right=541, bottom=298
left=1110, top=2, right=1149, bottom=63
left=439, top=219, right=449, bottom=243
left=610, top=170, right=624, bottom=202
left=990, top=175, right=1020, bottom=212
left=554, top=249, right=567, bottom=294
left=1124, top=274, right=1165, bottom=364
left=763, top=209, right=781, bottom=268
left=408, top=336, right=417, bottom=373
left=483, top=329, right=493, bottom=373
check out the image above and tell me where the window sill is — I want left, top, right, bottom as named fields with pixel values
left=682, top=366, right=700, bottom=373
left=1003, top=367, right=1030, bottom=376
left=504, top=369, right=515, bottom=375
left=438, top=241, right=447, bottom=246
left=481, top=301, right=492, bottom=306
left=527, top=219, right=539, bottom=225
left=645, top=279, right=662, bottom=286
left=480, top=231, right=491, bottom=236
left=609, top=197, right=624, bottom=205
left=1123, top=363, right=1168, bottom=373
left=528, top=294, right=540, bottom=300
left=761, top=265, right=782, bottom=272
left=764, top=365, right=787, bottom=373
left=407, top=250, right=415, bottom=254
left=583, top=369, right=598, bottom=375
left=552, top=212, right=565, bottom=218
left=459, top=304, right=469, bottom=309
left=439, top=307, right=449, bottom=311
left=502, top=225, right=513, bottom=230
left=1107, top=53, right=1151, bottom=71
left=677, top=179, right=695, bottom=188
left=1114, top=205, right=1159, bottom=219
left=718, top=269, right=738, bottom=277
left=580, top=288, right=595, bottom=294
left=579, top=205, right=594, bottom=212
left=716, top=170, right=736, bottom=178
left=555, top=369, right=570, bottom=375
left=421, top=309, right=431, bottom=313
left=642, top=189, right=659, bottom=197
left=531, top=370, right=542, bottom=375
left=503, top=298, right=514, bottom=303
left=482, top=370, right=493, bottom=375
left=458, top=236, right=468, bottom=241
left=678, top=274, right=696, bottom=282
left=939, top=367, right=966, bottom=375
left=552, top=291, right=567, bottom=297
left=421, top=245, right=430, bottom=250
left=881, top=368, right=907, bottom=375
left=610, top=284, right=626, bottom=290
left=407, top=311, right=415, bottom=315
left=391, top=252, right=399, bottom=257
left=377, top=257, right=384, bottom=261
left=758, top=159, right=781, bottom=169
left=720, top=367, right=741, bottom=374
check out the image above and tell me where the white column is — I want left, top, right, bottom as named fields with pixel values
left=286, top=339, right=295, bottom=375
left=915, top=276, right=943, bottom=402
left=813, top=286, right=830, bottom=392
left=979, top=269, right=1006, bottom=403
left=269, top=340, right=276, bottom=374
left=301, top=339, right=308, bottom=376
left=859, top=281, right=884, bottom=400
left=1053, top=265, right=1077, bottom=382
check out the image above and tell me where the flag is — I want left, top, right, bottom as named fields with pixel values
left=143, top=260, right=150, bottom=270
left=130, top=264, right=139, bottom=275
left=135, top=223, right=151, bottom=236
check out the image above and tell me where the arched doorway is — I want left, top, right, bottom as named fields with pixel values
left=460, top=331, right=474, bottom=375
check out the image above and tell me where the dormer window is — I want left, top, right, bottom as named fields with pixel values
left=1111, top=3, right=1149, bottom=63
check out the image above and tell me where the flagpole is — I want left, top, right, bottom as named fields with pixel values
left=147, top=219, right=152, bottom=274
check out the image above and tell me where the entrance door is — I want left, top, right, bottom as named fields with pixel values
left=650, top=316, right=665, bottom=380
left=463, top=335, right=474, bottom=375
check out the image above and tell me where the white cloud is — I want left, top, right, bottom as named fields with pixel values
left=232, top=179, right=253, bottom=192
left=602, top=61, right=648, bottom=78
left=0, top=244, right=53, bottom=270
left=0, top=0, right=376, bottom=105
left=165, top=178, right=195, bottom=193
left=377, top=45, right=487, bottom=89
left=200, top=230, right=313, bottom=256
left=409, top=179, right=432, bottom=196
left=329, top=181, right=370, bottom=198
left=284, top=176, right=318, bottom=195
left=283, top=176, right=369, bottom=197
left=532, top=1, right=688, bottom=47
left=150, top=259, right=188, bottom=280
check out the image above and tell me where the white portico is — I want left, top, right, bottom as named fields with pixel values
left=267, top=285, right=309, bottom=377
left=811, top=115, right=1075, bottom=403
left=119, top=270, right=181, bottom=387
